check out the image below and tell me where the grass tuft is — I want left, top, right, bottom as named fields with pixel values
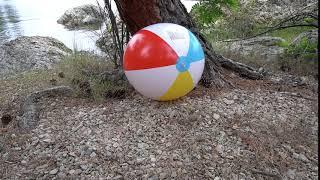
left=57, top=51, right=129, bottom=101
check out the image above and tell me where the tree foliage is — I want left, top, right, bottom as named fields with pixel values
left=191, top=0, right=239, bottom=26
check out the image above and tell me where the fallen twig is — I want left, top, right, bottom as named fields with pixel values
left=251, top=169, right=281, bottom=179
left=276, top=91, right=317, bottom=101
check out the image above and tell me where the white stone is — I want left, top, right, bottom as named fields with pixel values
left=223, top=98, right=235, bottom=105
left=213, top=113, right=220, bottom=120
left=90, top=152, right=97, bottom=158
left=49, top=169, right=58, bottom=175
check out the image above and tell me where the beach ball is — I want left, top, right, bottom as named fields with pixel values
left=124, top=23, right=205, bottom=101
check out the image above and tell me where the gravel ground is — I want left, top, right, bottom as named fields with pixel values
left=0, top=85, right=318, bottom=179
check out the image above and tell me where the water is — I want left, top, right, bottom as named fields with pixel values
left=0, top=0, right=197, bottom=52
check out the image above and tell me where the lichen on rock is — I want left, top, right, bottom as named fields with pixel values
left=57, top=4, right=103, bottom=29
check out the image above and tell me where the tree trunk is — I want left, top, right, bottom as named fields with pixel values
left=113, top=0, right=263, bottom=87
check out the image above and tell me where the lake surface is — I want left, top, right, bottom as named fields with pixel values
left=0, top=0, right=197, bottom=52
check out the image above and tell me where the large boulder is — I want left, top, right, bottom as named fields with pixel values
left=0, top=36, right=72, bottom=77
left=57, top=4, right=103, bottom=29
left=220, top=36, right=286, bottom=61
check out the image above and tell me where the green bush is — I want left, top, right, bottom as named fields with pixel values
left=191, top=0, right=239, bottom=28
left=286, top=37, right=318, bottom=60
left=212, top=9, right=262, bottom=40
left=191, top=1, right=265, bottom=42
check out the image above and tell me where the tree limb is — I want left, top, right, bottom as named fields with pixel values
left=219, top=5, right=318, bottom=43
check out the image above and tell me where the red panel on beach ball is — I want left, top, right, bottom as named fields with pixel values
left=124, top=30, right=179, bottom=71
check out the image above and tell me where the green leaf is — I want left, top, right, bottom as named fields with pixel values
left=191, top=0, right=240, bottom=26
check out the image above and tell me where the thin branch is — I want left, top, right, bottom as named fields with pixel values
left=251, top=169, right=282, bottom=179
left=220, top=23, right=317, bottom=43
left=218, top=5, right=318, bottom=43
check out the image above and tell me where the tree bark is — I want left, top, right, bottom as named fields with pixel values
left=113, top=0, right=263, bottom=87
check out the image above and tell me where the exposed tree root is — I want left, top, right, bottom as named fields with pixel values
left=18, top=86, right=74, bottom=131
left=217, top=55, right=263, bottom=80
left=195, top=32, right=263, bottom=88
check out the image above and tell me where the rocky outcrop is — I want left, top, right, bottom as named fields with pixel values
left=239, top=0, right=317, bottom=23
left=0, top=36, right=72, bottom=77
left=220, top=36, right=286, bottom=61
left=57, top=4, right=103, bottom=29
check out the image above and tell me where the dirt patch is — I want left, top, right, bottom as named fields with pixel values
left=0, top=75, right=318, bottom=179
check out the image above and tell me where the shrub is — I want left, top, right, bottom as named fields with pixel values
left=192, top=1, right=265, bottom=42
left=191, top=0, right=239, bottom=27
left=286, top=37, right=318, bottom=60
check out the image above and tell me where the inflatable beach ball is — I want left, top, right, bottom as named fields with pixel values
left=124, top=23, right=205, bottom=101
